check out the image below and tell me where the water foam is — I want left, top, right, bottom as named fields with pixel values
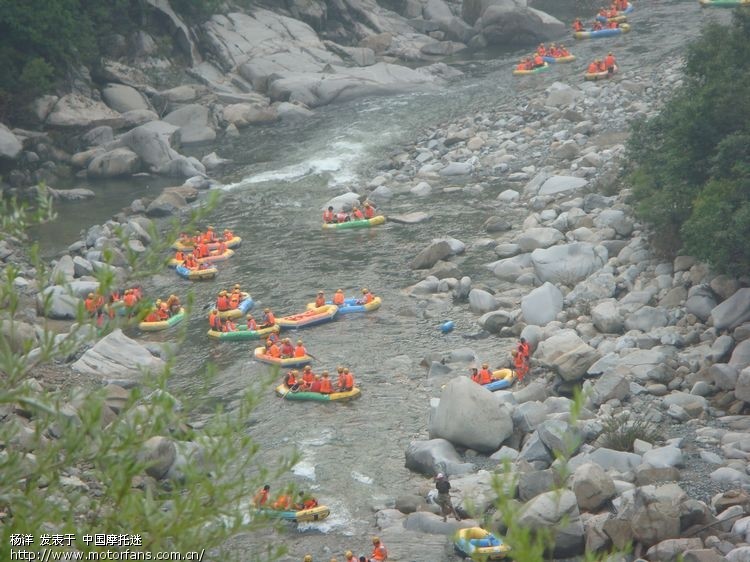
left=222, top=140, right=364, bottom=191
left=350, top=470, right=373, bottom=485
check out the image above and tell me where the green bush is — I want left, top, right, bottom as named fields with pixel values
left=596, top=411, right=660, bottom=452
left=626, top=10, right=750, bottom=276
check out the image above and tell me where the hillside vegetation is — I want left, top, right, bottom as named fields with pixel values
left=627, top=10, right=750, bottom=277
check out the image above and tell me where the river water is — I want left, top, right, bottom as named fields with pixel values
left=34, top=1, right=730, bottom=559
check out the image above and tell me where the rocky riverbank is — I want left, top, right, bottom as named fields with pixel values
left=308, top=54, right=750, bottom=561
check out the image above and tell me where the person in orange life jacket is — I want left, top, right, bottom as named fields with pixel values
left=300, top=365, right=315, bottom=389
left=470, top=367, right=479, bottom=383
left=166, top=294, right=180, bottom=315
left=587, top=60, right=600, bottom=74
left=155, top=300, right=169, bottom=320
left=229, top=289, right=241, bottom=309
left=333, top=289, right=345, bottom=306
left=309, top=374, right=323, bottom=393
left=358, top=288, right=374, bottom=305
left=604, top=52, right=616, bottom=71
left=285, top=369, right=299, bottom=389
left=223, top=228, right=234, bottom=241
left=337, top=367, right=354, bottom=392
left=559, top=44, right=570, bottom=56
left=84, top=293, right=98, bottom=317
left=513, top=349, right=529, bottom=381
left=216, top=239, right=227, bottom=255
left=343, top=553, right=356, bottom=562
left=203, top=226, right=216, bottom=244
left=351, top=206, right=364, bottom=220
left=265, top=339, right=281, bottom=358
left=246, top=314, right=258, bottom=330
left=335, top=210, right=349, bottom=223
left=323, top=206, right=335, bottom=223
left=364, top=201, right=375, bottom=219
left=294, top=491, right=319, bottom=510
left=608, top=20, right=618, bottom=29
left=183, top=255, right=198, bottom=269
left=370, top=537, right=388, bottom=561
left=260, top=308, right=276, bottom=328
left=517, top=337, right=530, bottom=361
left=536, top=43, right=546, bottom=56
left=598, top=59, right=607, bottom=71
left=533, top=53, right=544, bottom=68
left=315, top=291, right=326, bottom=307
left=216, top=290, right=230, bottom=311
left=280, top=338, right=294, bottom=358
left=222, top=318, right=237, bottom=332
left=592, top=20, right=603, bottom=30
left=573, top=18, right=584, bottom=32
left=209, top=310, right=220, bottom=330
left=515, top=59, right=527, bottom=71
left=191, top=229, right=202, bottom=246
left=294, top=340, right=307, bottom=357
left=199, top=241, right=211, bottom=258
left=253, top=484, right=270, bottom=507
left=478, top=363, right=492, bottom=385
left=144, top=308, right=161, bottom=323
left=319, top=372, right=333, bottom=394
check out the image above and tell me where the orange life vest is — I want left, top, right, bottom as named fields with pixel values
left=145, top=311, right=160, bottom=322
left=246, top=318, right=257, bottom=330
left=323, top=210, right=334, bottom=223
left=604, top=55, right=615, bottom=68
left=280, top=343, right=294, bottom=357
left=84, top=297, right=97, bottom=314
left=333, top=293, right=345, bottom=305
left=267, top=344, right=281, bottom=358
left=588, top=62, right=599, bottom=73
left=285, top=372, right=297, bottom=387
left=264, top=312, right=276, bottom=325
left=254, top=489, right=269, bottom=507
left=371, top=543, right=387, bottom=561
left=352, top=208, right=364, bottom=220
left=319, top=378, right=332, bottom=394
left=364, top=206, right=375, bottom=219
left=478, top=368, right=492, bottom=385
left=229, top=292, right=241, bottom=308
left=272, top=495, right=291, bottom=510
left=363, top=292, right=374, bottom=304
left=294, top=345, right=307, bottom=358
left=302, top=371, right=314, bottom=387
left=209, top=313, right=219, bottom=329
left=216, top=295, right=230, bottom=311
left=123, top=293, right=137, bottom=308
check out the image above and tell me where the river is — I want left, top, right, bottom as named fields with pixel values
left=34, top=1, right=730, bottom=559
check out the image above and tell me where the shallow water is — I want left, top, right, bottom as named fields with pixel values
left=33, top=1, right=731, bottom=559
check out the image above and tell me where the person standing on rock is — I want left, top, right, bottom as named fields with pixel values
left=435, top=473, right=460, bottom=522
left=517, top=338, right=531, bottom=376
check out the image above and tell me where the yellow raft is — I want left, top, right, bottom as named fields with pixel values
left=253, top=505, right=330, bottom=523
left=168, top=248, right=235, bottom=267
left=176, top=265, right=218, bottom=280
left=305, top=296, right=381, bottom=314
left=584, top=64, right=618, bottom=81
left=253, top=347, right=314, bottom=368
left=172, top=235, right=242, bottom=252
left=207, top=324, right=279, bottom=341
left=322, top=215, right=386, bottom=230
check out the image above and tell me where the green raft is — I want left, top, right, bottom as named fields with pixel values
left=322, top=215, right=385, bottom=230
left=138, top=308, right=186, bottom=331
left=207, top=324, right=279, bottom=341
left=275, top=383, right=361, bottom=402
left=699, top=0, right=750, bottom=5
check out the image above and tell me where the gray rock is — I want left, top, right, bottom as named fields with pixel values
left=538, top=419, right=582, bottom=457
left=411, top=240, right=453, bottom=269
left=538, top=175, right=588, bottom=197
left=469, top=288, right=498, bottom=315
left=51, top=255, right=75, bottom=283
left=519, top=431, right=555, bottom=467
left=403, top=511, right=475, bottom=535
left=518, top=490, right=584, bottom=557
left=531, top=242, right=607, bottom=286
left=81, top=125, right=114, bottom=147
left=72, top=328, right=165, bottom=385
left=146, top=190, right=187, bottom=217
left=544, top=82, right=583, bottom=108
left=592, top=299, right=624, bottom=334
left=138, top=436, right=176, bottom=480
left=38, top=281, right=100, bottom=319
left=711, top=288, right=750, bottom=331
left=517, top=227, right=564, bottom=252
left=521, top=282, right=563, bottom=326
left=72, top=256, right=93, bottom=277
left=535, top=330, right=599, bottom=382
left=662, top=392, right=707, bottom=418
left=518, top=469, right=559, bottom=502
left=624, top=306, right=669, bottom=333
left=512, top=401, right=547, bottom=433
left=101, top=83, right=151, bottom=113
left=729, top=340, right=750, bottom=371
left=404, top=439, right=476, bottom=476
left=0, top=123, right=22, bottom=159
left=389, top=212, right=432, bottom=224
left=590, top=371, right=630, bottom=406
left=439, top=161, right=473, bottom=176
left=594, top=210, right=634, bottom=237
left=478, top=310, right=514, bottom=333
left=647, top=539, right=704, bottom=562
left=735, top=367, right=750, bottom=403
left=571, top=462, right=616, bottom=512
left=87, top=148, right=141, bottom=178
left=642, top=446, right=684, bottom=469
left=429, top=376, right=513, bottom=453
left=686, top=285, right=717, bottom=322
left=46, top=93, right=123, bottom=128
left=484, top=216, right=512, bottom=232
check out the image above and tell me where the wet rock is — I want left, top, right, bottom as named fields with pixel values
left=222, top=103, right=279, bottom=128
left=403, top=511, right=475, bottom=534
left=411, top=240, right=453, bottom=269
left=87, top=148, right=141, bottom=178
left=146, top=190, right=187, bottom=217
left=0, top=123, right=23, bottom=159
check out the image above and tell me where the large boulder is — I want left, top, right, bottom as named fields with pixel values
left=729, top=340, right=750, bottom=371
left=146, top=190, right=188, bottom=217
left=624, top=306, right=669, bottom=332
left=38, top=281, right=100, bottom=319
left=404, top=439, right=476, bottom=476
left=472, top=1, right=566, bottom=46
left=710, top=288, right=750, bottom=331
left=594, top=210, right=634, bottom=237
left=545, top=83, right=583, bottom=108
left=521, top=282, right=563, bottom=326
left=222, top=103, right=279, bottom=127
left=0, top=123, right=22, bottom=159
left=429, top=376, right=513, bottom=453
left=87, top=148, right=141, bottom=178
left=117, top=122, right=178, bottom=170
left=535, top=330, right=600, bottom=381
left=469, top=288, right=499, bottom=314
left=138, top=436, right=176, bottom=480
left=101, top=83, right=151, bottom=113
left=71, top=329, right=165, bottom=385
left=538, top=175, right=588, bottom=197
left=592, top=299, right=624, bottom=333
left=46, top=94, right=123, bottom=128
left=518, top=490, right=585, bottom=557
left=531, top=243, right=607, bottom=286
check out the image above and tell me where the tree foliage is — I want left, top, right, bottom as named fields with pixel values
left=626, top=10, right=750, bottom=276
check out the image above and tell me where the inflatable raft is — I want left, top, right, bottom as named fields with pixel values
left=512, top=62, right=550, bottom=76
left=253, top=346, right=314, bottom=368
left=175, top=264, right=217, bottom=280
left=542, top=54, right=576, bottom=64
left=138, top=308, right=186, bottom=332
left=574, top=24, right=630, bottom=39
left=454, top=527, right=511, bottom=560
left=277, top=304, right=338, bottom=330
left=275, top=383, right=361, bottom=402
left=700, top=0, right=750, bottom=5
left=306, top=297, right=381, bottom=314
left=207, top=324, right=279, bottom=341
left=168, top=248, right=235, bottom=267
left=322, top=215, right=386, bottom=230
left=172, top=235, right=242, bottom=252
left=484, top=369, right=517, bottom=392
left=584, top=64, right=618, bottom=81
left=252, top=505, right=330, bottom=523
left=213, top=293, right=254, bottom=320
